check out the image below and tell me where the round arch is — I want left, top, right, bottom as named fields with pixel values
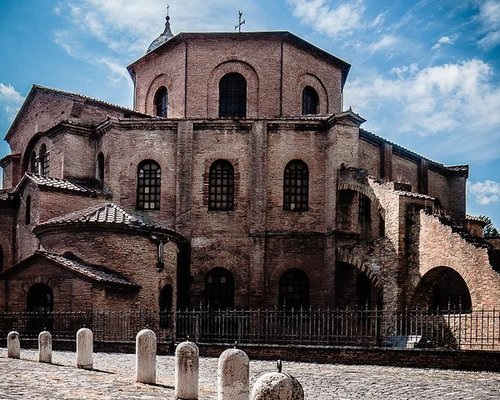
left=297, top=73, right=329, bottom=114
left=205, top=267, right=235, bottom=310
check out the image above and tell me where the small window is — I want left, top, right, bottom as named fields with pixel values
left=97, top=152, right=105, bottom=184
left=302, top=86, right=319, bottom=115
left=205, top=268, right=235, bottom=309
left=283, top=160, right=309, bottom=211
left=136, top=160, right=161, bottom=210
left=279, top=269, right=309, bottom=309
left=208, top=160, right=234, bottom=211
left=358, top=193, right=371, bottom=223
left=30, top=152, right=38, bottom=174
left=154, top=87, right=168, bottom=117
left=25, top=196, right=31, bottom=225
left=40, top=144, right=49, bottom=176
left=219, top=73, right=247, bottom=118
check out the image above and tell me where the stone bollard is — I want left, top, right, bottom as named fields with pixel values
left=76, top=327, right=93, bottom=370
left=175, top=340, right=199, bottom=400
left=38, top=330, right=52, bottom=363
left=217, top=348, right=249, bottom=400
left=136, top=329, right=157, bottom=384
left=7, top=331, right=20, bottom=359
left=250, top=361, right=304, bottom=400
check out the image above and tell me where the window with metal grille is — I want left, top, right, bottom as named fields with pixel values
left=219, top=73, right=247, bottom=118
left=208, top=160, right=234, bottom=211
left=358, top=193, right=371, bottom=223
left=283, top=160, right=309, bottom=211
left=136, top=160, right=161, bottom=210
left=30, top=151, right=38, bottom=174
left=154, top=87, right=168, bottom=117
left=40, top=145, right=49, bottom=176
left=279, top=269, right=309, bottom=309
left=302, top=86, right=319, bottom=115
left=205, top=268, right=234, bottom=309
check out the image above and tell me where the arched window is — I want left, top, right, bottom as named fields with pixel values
left=39, top=144, right=49, bottom=176
left=30, top=151, right=38, bottom=174
left=279, top=269, right=309, bottom=309
left=154, top=86, right=168, bottom=117
left=0, top=245, right=3, bottom=272
left=96, top=152, right=105, bottom=185
left=208, top=160, right=234, bottom=211
left=136, top=160, right=161, bottom=210
left=25, top=196, right=31, bottom=225
left=27, top=283, right=53, bottom=333
left=219, top=73, right=247, bottom=118
left=283, top=160, right=309, bottom=211
left=302, top=86, right=319, bottom=115
left=205, top=268, right=234, bottom=309
left=358, top=194, right=371, bottom=223
left=159, top=284, right=173, bottom=328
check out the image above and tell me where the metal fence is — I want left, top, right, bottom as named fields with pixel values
left=0, top=308, right=498, bottom=350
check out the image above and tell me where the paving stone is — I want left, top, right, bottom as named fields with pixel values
left=0, top=348, right=499, bottom=399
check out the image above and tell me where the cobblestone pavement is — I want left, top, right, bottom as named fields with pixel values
left=0, top=348, right=499, bottom=399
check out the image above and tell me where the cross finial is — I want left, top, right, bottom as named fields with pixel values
left=235, top=11, right=245, bottom=33
left=166, top=3, right=170, bottom=18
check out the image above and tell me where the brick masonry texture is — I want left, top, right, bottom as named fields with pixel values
left=0, top=30, right=498, bottom=328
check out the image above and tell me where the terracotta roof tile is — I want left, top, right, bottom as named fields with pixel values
left=22, top=173, right=103, bottom=195
left=38, top=251, right=139, bottom=288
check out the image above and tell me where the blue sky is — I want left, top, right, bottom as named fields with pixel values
left=1, top=0, right=499, bottom=227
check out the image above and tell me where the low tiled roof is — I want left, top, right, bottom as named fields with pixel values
left=466, top=215, right=487, bottom=224
left=38, top=251, right=139, bottom=288
left=18, top=173, right=104, bottom=196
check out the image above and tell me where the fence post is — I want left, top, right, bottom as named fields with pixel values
left=218, top=347, right=249, bottom=400
left=175, top=340, right=199, bottom=400
left=38, top=330, right=52, bottom=363
left=7, top=331, right=20, bottom=359
left=76, top=327, right=93, bottom=370
left=136, top=328, right=157, bottom=384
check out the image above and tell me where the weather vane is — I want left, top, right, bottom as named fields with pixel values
left=235, top=11, right=245, bottom=32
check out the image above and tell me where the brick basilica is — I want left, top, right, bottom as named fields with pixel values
left=1, top=17, right=499, bottom=318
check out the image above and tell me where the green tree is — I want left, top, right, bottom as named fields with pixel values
left=478, top=215, right=500, bottom=238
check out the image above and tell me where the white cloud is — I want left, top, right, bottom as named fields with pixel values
left=0, top=83, right=24, bottom=121
left=431, top=34, right=458, bottom=51
left=370, top=11, right=388, bottom=31
left=344, top=59, right=500, bottom=162
left=469, top=180, right=500, bottom=205
left=477, top=0, right=500, bottom=49
left=369, top=35, right=399, bottom=54
left=287, top=0, right=365, bottom=38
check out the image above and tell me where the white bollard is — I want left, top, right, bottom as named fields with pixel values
left=250, top=361, right=304, bottom=400
left=38, top=330, right=52, bottom=363
left=218, top=348, right=249, bottom=400
left=175, top=340, right=199, bottom=400
left=76, top=327, right=93, bottom=370
left=7, top=331, right=20, bottom=359
left=136, top=328, right=157, bottom=384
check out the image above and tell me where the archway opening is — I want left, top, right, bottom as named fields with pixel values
left=27, top=283, right=54, bottom=333
left=159, top=284, right=173, bottom=328
left=335, top=262, right=381, bottom=310
left=205, top=267, right=235, bottom=309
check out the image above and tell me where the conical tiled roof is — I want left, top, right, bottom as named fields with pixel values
left=146, top=16, right=174, bottom=53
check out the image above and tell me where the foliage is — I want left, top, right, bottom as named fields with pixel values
left=478, top=215, right=500, bottom=238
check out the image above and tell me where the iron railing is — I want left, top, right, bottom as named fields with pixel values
left=0, top=308, right=498, bottom=350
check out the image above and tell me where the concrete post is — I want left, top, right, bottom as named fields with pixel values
left=76, top=327, right=93, bottom=370
left=7, top=331, right=20, bottom=359
left=175, top=340, right=199, bottom=399
left=250, top=363, right=304, bottom=400
left=136, top=329, right=157, bottom=384
left=38, top=330, right=52, bottom=363
left=218, top=348, right=249, bottom=400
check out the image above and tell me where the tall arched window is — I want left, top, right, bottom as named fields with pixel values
left=205, top=268, right=235, bottom=309
left=39, top=144, right=49, bottom=176
left=219, top=73, right=247, bottom=118
left=283, top=160, right=309, bottom=211
left=208, top=160, right=234, bottom=211
left=279, top=269, right=309, bottom=309
left=159, top=284, right=173, bottom=328
left=96, top=152, right=105, bottom=185
left=25, top=196, right=31, bottom=225
left=0, top=245, right=3, bottom=272
left=302, top=86, right=319, bottom=115
left=136, top=160, right=161, bottom=210
left=154, top=86, right=168, bottom=117
left=30, top=151, right=38, bottom=174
